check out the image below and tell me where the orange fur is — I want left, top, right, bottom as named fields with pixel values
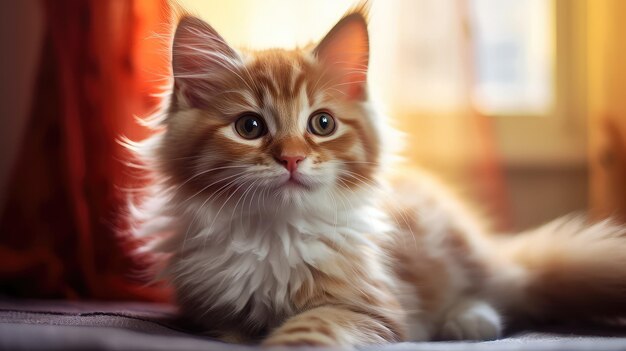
left=129, top=3, right=626, bottom=347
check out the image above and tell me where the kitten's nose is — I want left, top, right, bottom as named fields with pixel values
left=276, top=155, right=305, bottom=173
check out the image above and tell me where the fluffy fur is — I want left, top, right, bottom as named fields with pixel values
left=128, top=5, right=626, bottom=347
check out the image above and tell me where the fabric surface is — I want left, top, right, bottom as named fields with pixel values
left=1, top=299, right=626, bottom=351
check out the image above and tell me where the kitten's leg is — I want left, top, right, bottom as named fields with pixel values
left=437, top=299, right=502, bottom=341
left=262, top=306, right=401, bottom=348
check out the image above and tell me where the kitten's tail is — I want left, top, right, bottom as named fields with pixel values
left=487, top=216, right=626, bottom=323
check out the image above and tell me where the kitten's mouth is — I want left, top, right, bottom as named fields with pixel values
left=280, top=173, right=312, bottom=190
left=285, top=177, right=309, bottom=189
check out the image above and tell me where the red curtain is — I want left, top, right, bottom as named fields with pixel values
left=0, top=0, right=171, bottom=301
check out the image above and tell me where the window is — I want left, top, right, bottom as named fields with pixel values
left=470, top=0, right=555, bottom=116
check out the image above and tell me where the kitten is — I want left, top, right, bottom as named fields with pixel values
left=129, top=5, right=626, bottom=347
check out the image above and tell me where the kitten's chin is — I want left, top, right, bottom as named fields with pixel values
left=274, top=181, right=314, bottom=200
left=283, top=177, right=312, bottom=190
left=273, top=172, right=318, bottom=192
left=268, top=174, right=326, bottom=205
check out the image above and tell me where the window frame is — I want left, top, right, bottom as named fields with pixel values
left=487, top=0, right=587, bottom=168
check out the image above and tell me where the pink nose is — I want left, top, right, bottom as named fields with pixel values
left=276, top=155, right=305, bottom=173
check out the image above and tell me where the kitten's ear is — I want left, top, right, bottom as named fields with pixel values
left=171, top=16, right=241, bottom=109
left=313, top=9, right=369, bottom=100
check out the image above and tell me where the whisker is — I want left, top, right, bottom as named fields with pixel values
left=180, top=175, right=245, bottom=252
left=232, top=178, right=259, bottom=227
left=181, top=170, right=249, bottom=204
left=203, top=175, right=256, bottom=248
left=174, top=165, right=250, bottom=193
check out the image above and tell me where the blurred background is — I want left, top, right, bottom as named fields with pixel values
left=0, top=0, right=625, bottom=300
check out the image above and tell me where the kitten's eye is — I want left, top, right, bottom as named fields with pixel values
left=308, top=111, right=336, bottom=136
left=235, top=114, right=267, bottom=139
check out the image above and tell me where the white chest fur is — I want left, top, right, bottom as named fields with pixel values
left=165, top=203, right=391, bottom=325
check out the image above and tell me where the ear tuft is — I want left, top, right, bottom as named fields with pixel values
left=313, top=5, right=370, bottom=100
left=171, top=16, right=240, bottom=109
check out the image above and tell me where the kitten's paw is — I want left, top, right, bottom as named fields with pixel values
left=438, top=300, right=502, bottom=341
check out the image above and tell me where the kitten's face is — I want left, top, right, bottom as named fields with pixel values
left=159, top=13, right=379, bottom=208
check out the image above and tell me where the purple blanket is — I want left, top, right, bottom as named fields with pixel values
left=1, top=299, right=626, bottom=350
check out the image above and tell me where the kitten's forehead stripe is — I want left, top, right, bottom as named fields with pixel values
left=248, top=51, right=301, bottom=104
left=273, top=55, right=293, bottom=97
left=243, top=51, right=316, bottom=136
left=255, top=75, right=278, bottom=103
left=292, top=71, right=307, bottom=100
